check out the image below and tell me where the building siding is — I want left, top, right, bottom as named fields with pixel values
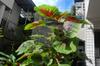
left=0, top=4, right=5, bottom=24
left=0, top=0, right=14, bottom=9
left=75, top=0, right=95, bottom=66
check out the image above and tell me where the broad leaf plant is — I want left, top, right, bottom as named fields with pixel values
left=0, top=4, right=89, bottom=66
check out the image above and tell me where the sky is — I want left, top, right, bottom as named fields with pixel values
left=32, top=0, right=74, bottom=12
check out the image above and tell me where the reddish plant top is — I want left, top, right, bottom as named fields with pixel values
left=65, top=16, right=80, bottom=23
left=40, top=8, right=54, bottom=17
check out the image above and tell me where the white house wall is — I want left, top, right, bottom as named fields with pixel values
left=75, top=0, right=95, bottom=66
left=84, top=25, right=95, bottom=66
left=78, top=24, right=95, bottom=66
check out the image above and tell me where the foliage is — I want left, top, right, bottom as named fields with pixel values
left=15, top=4, right=89, bottom=66
left=0, top=52, right=17, bottom=66
left=0, top=27, right=4, bottom=38
left=24, top=20, right=46, bottom=30
left=0, top=4, right=89, bottom=66
left=34, top=4, right=60, bottom=18
left=16, top=27, right=86, bottom=66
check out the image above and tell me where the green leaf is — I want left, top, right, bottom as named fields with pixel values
left=21, top=58, right=33, bottom=66
left=32, top=42, right=43, bottom=54
left=0, top=57, right=8, bottom=61
left=50, top=64, right=58, bottom=66
left=17, top=53, right=32, bottom=61
left=30, top=34, right=45, bottom=40
left=16, top=39, right=44, bottom=55
left=0, top=52, right=9, bottom=58
left=24, top=20, right=46, bottom=30
left=53, top=41, right=73, bottom=55
left=0, top=35, right=4, bottom=38
left=10, top=54, right=16, bottom=63
left=70, top=41, right=77, bottom=52
left=80, top=20, right=89, bottom=24
left=52, top=41, right=61, bottom=46
left=41, top=52, right=49, bottom=58
left=24, top=23, right=33, bottom=30
left=58, top=64, right=71, bottom=66
left=47, top=59, right=53, bottom=66
left=16, top=40, right=35, bottom=55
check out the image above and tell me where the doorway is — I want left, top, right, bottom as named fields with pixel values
left=95, top=30, right=100, bottom=66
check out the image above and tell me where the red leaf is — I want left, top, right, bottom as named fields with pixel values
left=40, top=8, right=54, bottom=17
left=66, top=16, right=80, bottom=23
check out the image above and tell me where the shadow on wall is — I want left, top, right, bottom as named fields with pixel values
left=95, top=30, right=100, bottom=66
left=0, top=19, right=28, bottom=53
left=72, top=40, right=86, bottom=66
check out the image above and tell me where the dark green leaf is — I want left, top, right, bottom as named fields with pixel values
left=70, top=41, right=77, bottom=52
left=47, top=59, right=53, bottom=66
left=58, top=64, right=71, bottom=66
left=0, top=57, right=8, bottom=61
left=16, top=40, right=35, bottom=55
left=53, top=41, right=73, bottom=55
left=0, top=52, right=9, bottom=58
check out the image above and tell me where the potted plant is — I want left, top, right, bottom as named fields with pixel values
left=0, top=4, right=89, bottom=66
left=14, top=4, right=89, bottom=66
